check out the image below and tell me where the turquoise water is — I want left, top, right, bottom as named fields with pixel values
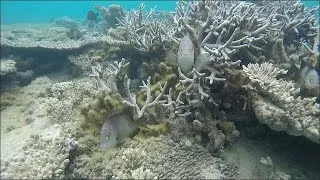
left=1, top=1, right=318, bottom=24
left=1, top=1, right=176, bottom=24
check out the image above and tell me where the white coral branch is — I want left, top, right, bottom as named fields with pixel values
left=106, top=58, right=130, bottom=77
left=122, top=75, right=168, bottom=119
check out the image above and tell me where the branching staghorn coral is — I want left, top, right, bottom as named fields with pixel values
left=176, top=67, right=214, bottom=104
left=117, top=3, right=169, bottom=51
left=243, top=62, right=320, bottom=143
left=168, top=0, right=318, bottom=66
left=170, top=1, right=272, bottom=59
left=122, top=75, right=168, bottom=119
left=272, top=1, right=319, bottom=37
left=169, top=61, right=241, bottom=115
left=89, top=58, right=129, bottom=92
left=162, top=87, right=192, bottom=119
left=161, top=0, right=318, bottom=121
left=85, top=57, right=169, bottom=120
left=159, top=1, right=271, bottom=113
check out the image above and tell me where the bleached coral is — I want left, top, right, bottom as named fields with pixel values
left=89, top=58, right=129, bottom=92
left=112, top=148, right=157, bottom=179
left=171, top=0, right=318, bottom=58
left=131, top=167, right=156, bottom=179
left=243, top=62, right=320, bottom=143
left=165, top=0, right=318, bottom=85
left=41, top=78, right=96, bottom=123
left=0, top=77, right=98, bottom=179
left=0, top=24, right=116, bottom=50
left=122, top=75, right=168, bottom=119
left=176, top=67, right=216, bottom=103
left=0, top=59, right=17, bottom=76
left=74, top=136, right=237, bottom=179
left=1, top=125, right=77, bottom=179
left=162, top=88, right=192, bottom=119
left=121, top=148, right=146, bottom=170
left=117, top=3, right=169, bottom=51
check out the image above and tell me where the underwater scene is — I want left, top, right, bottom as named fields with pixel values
left=0, top=0, right=319, bottom=179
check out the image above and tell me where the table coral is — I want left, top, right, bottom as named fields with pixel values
left=243, top=62, right=320, bottom=143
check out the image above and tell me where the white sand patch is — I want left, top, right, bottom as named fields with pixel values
left=0, top=76, right=53, bottom=161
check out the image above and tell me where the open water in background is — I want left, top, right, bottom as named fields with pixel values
left=1, top=1, right=319, bottom=25
left=1, top=1, right=175, bottom=24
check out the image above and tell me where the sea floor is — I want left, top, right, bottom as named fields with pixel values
left=222, top=130, right=320, bottom=179
left=1, top=20, right=320, bottom=178
left=0, top=72, right=71, bottom=161
left=1, top=76, right=320, bottom=179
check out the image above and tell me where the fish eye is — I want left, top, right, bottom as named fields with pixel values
left=105, top=136, right=109, bottom=140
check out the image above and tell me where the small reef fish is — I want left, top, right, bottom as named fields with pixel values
left=87, top=10, right=99, bottom=21
left=100, top=113, right=139, bottom=150
left=299, top=63, right=320, bottom=97
left=177, top=35, right=195, bottom=73
left=87, top=10, right=99, bottom=29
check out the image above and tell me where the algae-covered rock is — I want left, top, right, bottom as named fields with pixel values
left=78, top=91, right=129, bottom=154
left=81, top=92, right=126, bottom=124
left=77, top=133, right=99, bottom=154
left=138, top=121, right=169, bottom=137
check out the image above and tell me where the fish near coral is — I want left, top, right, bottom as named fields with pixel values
left=177, top=35, right=195, bottom=73
left=87, top=10, right=99, bottom=21
left=100, top=114, right=139, bottom=149
left=299, top=63, right=320, bottom=97
left=87, top=10, right=99, bottom=29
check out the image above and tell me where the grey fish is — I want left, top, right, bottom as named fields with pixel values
left=299, top=64, right=320, bottom=97
left=177, top=35, right=195, bottom=73
left=100, top=114, right=139, bottom=149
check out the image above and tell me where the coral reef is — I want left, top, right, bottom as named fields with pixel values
left=0, top=24, right=109, bottom=50
left=243, top=62, right=320, bottom=143
left=121, top=75, right=167, bottom=120
left=1, top=127, right=77, bottom=179
left=1, top=0, right=319, bottom=179
left=0, top=77, right=83, bottom=179
left=89, top=58, right=129, bottom=92
left=96, top=5, right=125, bottom=29
left=117, top=3, right=171, bottom=52
left=165, top=0, right=318, bottom=84
left=73, top=135, right=238, bottom=179
left=0, top=59, right=17, bottom=76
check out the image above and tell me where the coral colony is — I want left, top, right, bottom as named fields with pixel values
left=1, top=1, right=319, bottom=179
